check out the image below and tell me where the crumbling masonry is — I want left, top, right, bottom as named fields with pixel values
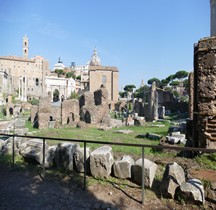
left=193, top=36, right=216, bottom=149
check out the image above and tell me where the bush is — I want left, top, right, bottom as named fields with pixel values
left=28, top=98, right=39, bottom=105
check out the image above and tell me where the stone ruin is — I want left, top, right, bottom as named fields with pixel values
left=133, top=82, right=187, bottom=122
left=0, top=137, right=207, bottom=205
left=189, top=36, right=216, bottom=149
left=30, top=85, right=111, bottom=129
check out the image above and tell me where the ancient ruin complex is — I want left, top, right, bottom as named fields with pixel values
left=31, top=85, right=111, bottom=129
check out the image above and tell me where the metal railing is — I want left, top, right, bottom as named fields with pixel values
left=0, top=132, right=216, bottom=205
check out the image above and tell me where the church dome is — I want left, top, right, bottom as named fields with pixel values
left=54, top=57, right=65, bottom=70
left=89, top=49, right=101, bottom=66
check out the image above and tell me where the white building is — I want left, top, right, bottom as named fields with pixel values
left=45, top=75, right=76, bottom=102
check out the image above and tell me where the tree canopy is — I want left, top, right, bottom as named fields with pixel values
left=123, top=84, right=136, bottom=92
left=147, top=78, right=161, bottom=87
left=174, top=70, right=188, bottom=80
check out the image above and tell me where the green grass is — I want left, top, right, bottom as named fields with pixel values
left=195, top=153, right=216, bottom=170
left=28, top=121, right=170, bottom=156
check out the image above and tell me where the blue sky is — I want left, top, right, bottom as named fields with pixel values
left=0, top=0, right=210, bottom=90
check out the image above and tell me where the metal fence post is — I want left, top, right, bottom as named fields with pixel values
left=141, top=146, right=145, bottom=205
left=43, top=138, right=45, bottom=178
left=84, top=142, right=87, bottom=191
left=12, top=123, right=15, bottom=169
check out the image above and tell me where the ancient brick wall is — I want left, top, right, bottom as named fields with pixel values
left=61, top=99, right=80, bottom=125
left=193, top=36, right=216, bottom=149
left=38, top=112, right=50, bottom=129
left=79, top=91, right=94, bottom=108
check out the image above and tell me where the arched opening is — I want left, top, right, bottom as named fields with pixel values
left=67, top=112, right=75, bottom=124
left=9, top=107, right=13, bottom=115
left=84, top=111, right=91, bottom=123
left=53, top=89, right=60, bottom=102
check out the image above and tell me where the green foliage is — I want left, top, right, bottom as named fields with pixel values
left=123, top=84, right=136, bottom=92
left=55, top=69, right=65, bottom=77
left=173, top=90, right=179, bottom=98
left=12, top=95, right=16, bottom=104
left=0, top=105, right=6, bottom=118
left=119, top=91, right=126, bottom=98
left=165, top=74, right=174, bottom=83
left=66, top=71, right=75, bottom=79
left=169, top=80, right=180, bottom=87
left=147, top=78, right=161, bottom=87
left=27, top=98, right=39, bottom=105
left=195, top=153, right=216, bottom=170
left=134, top=85, right=150, bottom=98
left=174, top=70, right=188, bottom=80
left=29, top=121, right=171, bottom=156
left=160, top=79, right=169, bottom=88
left=69, top=92, right=79, bottom=100
left=76, top=75, right=81, bottom=80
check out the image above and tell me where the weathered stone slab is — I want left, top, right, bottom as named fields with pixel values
left=113, top=155, right=134, bottom=179
left=45, top=145, right=57, bottom=168
left=0, top=139, right=6, bottom=151
left=145, top=133, right=161, bottom=140
left=19, top=139, right=49, bottom=164
left=74, top=146, right=91, bottom=173
left=14, top=119, right=26, bottom=128
left=161, top=162, right=185, bottom=198
left=90, top=146, right=114, bottom=177
left=179, top=179, right=205, bottom=204
left=55, top=142, right=79, bottom=171
left=114, top=130, right=133, bottom=134
left=132, top=158, right=157, bottom=188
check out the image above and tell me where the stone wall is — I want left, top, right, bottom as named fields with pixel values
left=38, top=112, right=50, bottom=129
left=61, top=99, right=80, bottom=125
left=94, top=85, right=108, bottom=106
left=80, top=86, right=110, bottom=124
left=193, top=36, right=216, bottom=149
left=30, top=105, right=38, bottom=123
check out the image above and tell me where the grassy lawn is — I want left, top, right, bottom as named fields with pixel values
left=27, top=120, right=170, bottom=157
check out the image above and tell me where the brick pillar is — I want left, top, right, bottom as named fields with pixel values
left=193, top=36, right=216, bottom=149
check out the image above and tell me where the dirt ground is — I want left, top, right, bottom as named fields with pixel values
left=0, top=159, right=215, bottom=210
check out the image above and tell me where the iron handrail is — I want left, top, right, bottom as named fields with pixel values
left=0, top=132, right=216, bottom=205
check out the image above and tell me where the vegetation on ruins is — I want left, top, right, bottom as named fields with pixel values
left=27, top=98, right=39, bottom=105
left=69, top=91, right=79, bottom=100
left=121, top=70, right=189, bottom=103
left=54, top=69, right=65, bottom=77
left=65, top=71, right=76, bottom=79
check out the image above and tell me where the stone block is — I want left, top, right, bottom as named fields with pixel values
left=161, top=162, right=185, bottom=198
left=90, top=146, right=114, bottom=177
left=179, top=179, right=205, bottom=204
left=45, top=145, right=57, bottom=168
left=132, top=158, right=157, bottom=188
left=19, top=139, right=49, bottom=164
left=55, top=142, right=79, bottom=171
left=113, top=155, right=134, bottom=179
left=74, top=146, right=91, bottom=173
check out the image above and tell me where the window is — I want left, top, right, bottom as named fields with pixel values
left=102, top=75, right=106, bottom=84
left=36, top=78, right=39, bottom=86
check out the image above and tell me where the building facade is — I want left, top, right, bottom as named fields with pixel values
left=75, top=49, right=119, bottom=107
left=0, top=35, right=49, bottom=100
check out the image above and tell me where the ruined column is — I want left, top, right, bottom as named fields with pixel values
left=193, top=36, right=216, bottom=149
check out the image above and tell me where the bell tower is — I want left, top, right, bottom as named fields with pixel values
left=211, top=0, right=216, bottom=36
left=23, top=35, right=29, bottom=59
